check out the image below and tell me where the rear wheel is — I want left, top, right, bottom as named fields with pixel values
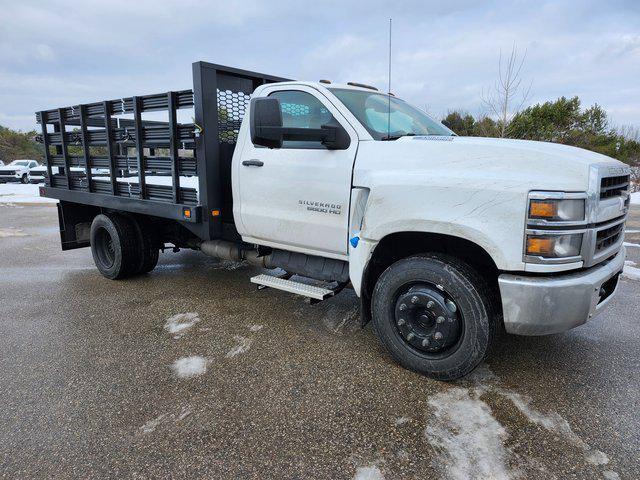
left=372, top=253, right=498, bottom=381
left=90, top=214, right=141, bottom=279
left=130, top=216, right=159, bottom=274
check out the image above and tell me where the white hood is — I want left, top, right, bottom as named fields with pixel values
left=355, top=136, right=625, bottom=192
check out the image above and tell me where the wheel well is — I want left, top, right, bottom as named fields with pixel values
left=360, top=232, right=501, bottom=325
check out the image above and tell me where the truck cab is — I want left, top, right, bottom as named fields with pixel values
left=36, top=63, right=630, bottom=380
left=234, top=80, right=628, bottom=377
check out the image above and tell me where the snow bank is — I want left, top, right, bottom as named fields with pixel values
left=0, top=176, right=199, bottom=206
left=631, top=191, right=640, bottom=205
left=623, top=262, right=640, bottom=281
left=0, top=184, right=57, bottom=204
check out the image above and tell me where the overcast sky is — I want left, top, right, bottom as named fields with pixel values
left=1, top=0, right=639, bottom=132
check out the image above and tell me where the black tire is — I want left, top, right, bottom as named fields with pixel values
left=372, top=253, right=498, bottom=381
left=90, top=213, right=141, bottom=279
left=21, top=174, right=29, bottom=184
left=130, top=216, right=159, bottom=274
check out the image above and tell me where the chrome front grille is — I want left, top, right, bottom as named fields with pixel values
left=600, top=174, right=630, bottom=199
left=580, top=164, right=631, bottom=267
left=0, top=170, right=16, bottom=176
left=595, top=221, right=624, bottom=253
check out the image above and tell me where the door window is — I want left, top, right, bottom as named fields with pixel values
left=268, top=90, right=334, bottom=149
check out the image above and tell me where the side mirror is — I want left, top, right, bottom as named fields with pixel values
left=250, top=96, right=351, bottom=150
left=250, top=97, right=283, bottom=149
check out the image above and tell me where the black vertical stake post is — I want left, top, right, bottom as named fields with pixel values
left=79, top=105, right=93, bottom=192
left=103, top=101, right=118, bottom=196
left=39, top=111, right=53, bottom=185
left=193, top=62, right=222, bottom=240
left=133, top=96, right=146, bottom=199
left=58, top=108, right=71, bottom=189
left=168, top=91, right=180, bottom=204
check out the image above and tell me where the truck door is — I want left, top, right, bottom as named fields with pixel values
left=236, top=86, right=358, bottom=258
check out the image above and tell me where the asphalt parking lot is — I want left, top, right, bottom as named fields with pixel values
left=1, top=203, right=639, bottom=479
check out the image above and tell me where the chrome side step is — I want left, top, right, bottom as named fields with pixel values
left=250, top=274, right=335, bottom=301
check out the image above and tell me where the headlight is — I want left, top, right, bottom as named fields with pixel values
left=528, top=198, right=585, bottom=222
left=525, top=233, right=582, bottom=258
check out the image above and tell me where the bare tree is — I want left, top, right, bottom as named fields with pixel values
left=616, top=124, right=640, bottom=142
left=482, top=43, right=532, bottom=137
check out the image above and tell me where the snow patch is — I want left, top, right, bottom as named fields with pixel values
left=425, top=387, right=513, bottom=480
left=0, top=228, right=28, bottom=238
left=171, top=356, right=207, bottom=378
left=353, top=465, right=384, bottom=480
left=631, top=191, right=640, bottom=205
left=394, top=416, right=411, bottom=426
left=140, top=406, right=191, bottom=434
left=164, top=312, right=201, bottom=338
left=585, top=449, right=610, bottom=466
left=176, top=406, right=192, bottom=421
left=498, top=390, right=608, bottom=466
left=248, top=324, right=264, bottom=332
left=603, top=471, right=621, bottom=480
left=624, top=242, right=640, bottom=248
left=140, top=413, right=167, bottom=434
left=226, top=335, right=253, bottom=358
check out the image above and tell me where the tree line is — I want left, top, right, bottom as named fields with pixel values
left=0, top=125, right=44, bottom=164
left=442, top=96, right=640, bottom=166
left=1, top=96, right=638, bottom=166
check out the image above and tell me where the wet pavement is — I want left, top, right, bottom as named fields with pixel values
left=0, top=204, right=639, bottom=479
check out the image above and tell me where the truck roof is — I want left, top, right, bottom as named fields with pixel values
left=269, top=81, right=387, bottom=94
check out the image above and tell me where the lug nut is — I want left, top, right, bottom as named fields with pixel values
left=407, top=332, right=415, bottom=341
left=397, top=318, right=406, bottom=326
left=427, top=300, right=434, bottom=308
left=436, top=316, right=445, bottom=324
left=434, top=332, right=443, bottom=340
left=399, top=303, right=407, bottom=311
left=411, top=296, right=419, bottom=304
left=422, top=338, right=430, bottom=347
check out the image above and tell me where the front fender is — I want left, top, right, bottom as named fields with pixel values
left=347, top=185, right=528, bottom=295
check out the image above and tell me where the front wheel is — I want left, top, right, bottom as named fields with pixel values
left=21, top=174, right=29, bottom=184
left=372, top=254, right=498, bottom=381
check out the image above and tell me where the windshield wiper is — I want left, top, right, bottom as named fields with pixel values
left=380, top=133, right=416, bottom=141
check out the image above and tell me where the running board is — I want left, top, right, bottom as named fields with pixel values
left=250, top=274, right=335, bottom=301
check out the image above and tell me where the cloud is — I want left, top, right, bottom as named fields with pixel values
left=0, top=0, right=638, bottom=130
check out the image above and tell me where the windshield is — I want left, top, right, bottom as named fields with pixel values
left=11, top=160, right=30, bottom=166
left=329, top=88, right=453, bottom=140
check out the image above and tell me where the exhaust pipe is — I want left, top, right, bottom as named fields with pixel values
left=199, top=240, right=349, bottom=283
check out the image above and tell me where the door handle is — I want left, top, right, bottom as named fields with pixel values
left=242, top=159, right=264, bottom=167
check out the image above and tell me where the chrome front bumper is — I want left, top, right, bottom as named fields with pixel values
left=498, top=247, right=625, bottom=335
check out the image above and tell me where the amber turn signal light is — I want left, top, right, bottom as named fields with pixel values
left=526, top=236, right=555, bottom=255
left=529, top=200, right=558, bottom=218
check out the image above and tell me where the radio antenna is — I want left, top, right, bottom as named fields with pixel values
left=387, top=18, right=392, bottom=138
